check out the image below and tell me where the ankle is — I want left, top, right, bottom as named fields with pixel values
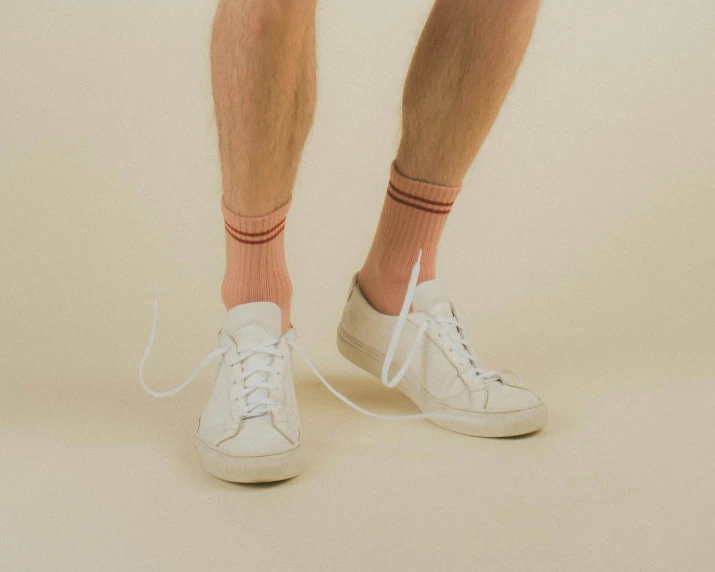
left=358, top=264, right=423, bottom=316
left=221, top=198, right=293, bottom=332
left=358, top=162, right=458, bottom=316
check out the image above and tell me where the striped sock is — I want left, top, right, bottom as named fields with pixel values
left=358, top=162, right=462, bottom=315
left=221, top=199, right=292, bottom=332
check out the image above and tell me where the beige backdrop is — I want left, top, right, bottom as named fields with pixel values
left=2, top=0, right=714, bottom=570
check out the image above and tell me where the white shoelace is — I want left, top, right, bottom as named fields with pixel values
left=372, top=251, right=524, bottom=409
left=225, top=339, right=283, bottom=418
left=139, top=252, right=523, bottom=421
left=138, top=293, right=283, bottom=420
left=138, top=291, right=228, bottom=399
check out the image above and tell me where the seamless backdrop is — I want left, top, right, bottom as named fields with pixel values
left=2, top=1, right=714, bottom=571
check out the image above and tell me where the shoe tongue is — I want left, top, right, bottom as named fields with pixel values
left=221, top=302, right=283, bottom=344
left=411, top=280, right=453, bottom=318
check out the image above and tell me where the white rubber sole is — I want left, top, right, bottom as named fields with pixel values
left=337, top=324, right=547, bottom=438
left=195, top=438, right=306, bottom=483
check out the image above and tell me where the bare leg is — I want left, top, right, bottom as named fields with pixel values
left=396, top=0, right=540, bottom=186
left=211, top=0, right=317, bottom=216
left=359, top=0, right=540, bottom=314
left=211, top=0, right=317, bottom=329
left=339, top=0, right=549, bottom=440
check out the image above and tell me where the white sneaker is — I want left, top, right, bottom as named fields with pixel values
left=194, top=302, right=305, bottom=482
left=337, top=268, right=547, bottom=437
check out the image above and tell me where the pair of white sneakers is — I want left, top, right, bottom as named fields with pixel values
left=141, top=256, right=547, bottom=483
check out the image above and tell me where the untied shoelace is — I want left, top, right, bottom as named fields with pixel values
left=139, top=251, right=524, bottom=421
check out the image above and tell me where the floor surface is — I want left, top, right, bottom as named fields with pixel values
left=4, top=358, right=714, bottom=571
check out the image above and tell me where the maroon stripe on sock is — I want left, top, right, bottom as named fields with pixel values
left=387, top=189, right=451, bottom=215
left=388, top=182, right=455, bottom=208
left=225, top=222, right=286, bottom=244
left=224, top=218, right=286, bottom=238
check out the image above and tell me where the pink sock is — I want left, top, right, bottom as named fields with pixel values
left=221, top=199, right=292, bottom=332
left=358, top=162, right=462, bottom=315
